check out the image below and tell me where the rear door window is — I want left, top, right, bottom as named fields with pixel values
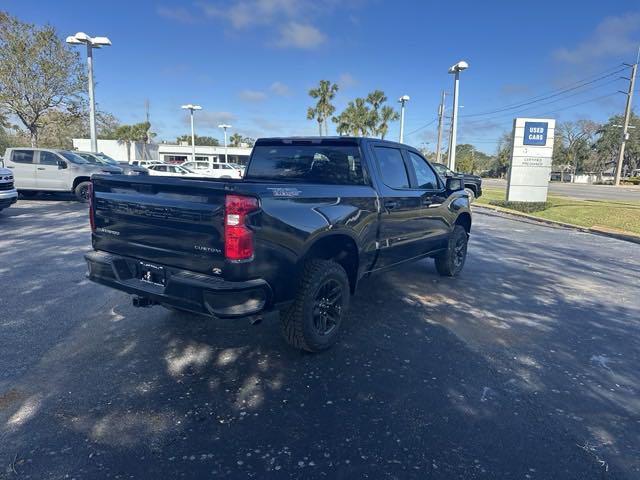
left=11, top=150, right=35, bottom=164
left=373, top=146, right=410, bottom=189
left=247, top=144, right=366, bottom=185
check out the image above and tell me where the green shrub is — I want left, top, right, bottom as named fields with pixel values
left=488, top=200, right=552, bottom=213
left=621, top=177, right=640, bottom=185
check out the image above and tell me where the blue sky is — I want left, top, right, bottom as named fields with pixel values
left=4, top=0, right=640, bottom=153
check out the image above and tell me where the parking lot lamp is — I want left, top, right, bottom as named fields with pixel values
left=218, top=124, right=232, bottom=163
left=447, top=60, right=469, bottom=171
left=181, top=104, right=202, bottom=162
left=66, top=32, right=112, bottom=153
left=398, top=95, right=410, bottom=143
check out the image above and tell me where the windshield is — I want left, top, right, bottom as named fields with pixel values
left=432, top=163, right=451, bottom=175
left=60, top=151, right=89, bottom=164
left=246, top=144, right=366, bottom=185
left=180, top=166, right=195, bottom=173
left=95, top=153, right=119, bottom=165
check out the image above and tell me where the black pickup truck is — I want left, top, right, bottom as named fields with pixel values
left=85, top=137, right=472, bottom=352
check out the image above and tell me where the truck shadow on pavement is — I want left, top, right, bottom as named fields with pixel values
left=1, top=209, right=639, bottom=479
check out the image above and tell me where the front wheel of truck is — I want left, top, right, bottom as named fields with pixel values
left=435, top=225, right=468, bottom=277
left=281, top=259, right=350, bottom=352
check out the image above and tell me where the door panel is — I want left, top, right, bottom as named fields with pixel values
left=8, top=150, right=37, bottom=189
left=36, top=151, right=69, bottom=190
left=370, top=145, right=431, bottom=269
left=405, top=151, right=451, bottom=251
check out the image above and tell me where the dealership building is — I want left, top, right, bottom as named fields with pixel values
left=72, top=139, right=253, bottom=165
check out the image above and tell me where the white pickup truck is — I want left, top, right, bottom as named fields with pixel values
left=0, top=161, right=18, bottom=212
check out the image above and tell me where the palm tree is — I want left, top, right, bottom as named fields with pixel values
left=115, top=122, right=151, bottom=161
left=333, top=98, right=372, bottom=137
left=307, top=80, right=339, bottom=136
left=377, top=105, right=400, bottom=139
left=229, top=133, right=244, bottom=147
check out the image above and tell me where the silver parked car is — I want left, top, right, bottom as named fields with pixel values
left=75, top=151, right=149, bottom=176
left=3, top=148, right=122, bottom=202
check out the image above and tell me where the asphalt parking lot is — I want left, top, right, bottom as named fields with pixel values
left=1, top=197, right=639, bottom=479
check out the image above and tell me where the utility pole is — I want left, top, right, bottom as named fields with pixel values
left=398, top=95, right=410, bottom=143
left=435, top=90, right=446, bottom=164
left=615, top=55, right=638, bottom=186
left=447, top=61, right=469, bottom=171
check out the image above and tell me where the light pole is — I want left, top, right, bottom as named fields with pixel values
left=181, top=104, right=202, bottom=162
left=447, top=60, right=469, bottom=171
left=66, top=32, right=112, bottom=153
left=398, top=95, right=410, bottom=143
left=218, top=124, right=232, bottom=163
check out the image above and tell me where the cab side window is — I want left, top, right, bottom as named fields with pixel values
left=39, top=151, right=60, bottom=166
left=12, top=150, right=34, bottom=164
left=407, top=152, right=439, bottom=190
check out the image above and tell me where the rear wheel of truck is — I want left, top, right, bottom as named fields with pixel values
left=435, top=225, right=468, bottom=277
left=74, top=181, right=91, bottom=203
left=281, top=259, right=350, bottom=352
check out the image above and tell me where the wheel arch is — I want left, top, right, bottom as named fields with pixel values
left=455, top=212, right=472, bottom=234
left=298, top=232, right=360, bottom=294
left=72, top=176, right=91, bottom=191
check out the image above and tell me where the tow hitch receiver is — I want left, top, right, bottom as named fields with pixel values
left=132, top=296, right=156, bottom=308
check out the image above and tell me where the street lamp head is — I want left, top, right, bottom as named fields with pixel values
left=398, top=94, right=410, bottom=103
left=65, top=35, right=83, bottom=45
left=67, top=32, right=112, bottom=47
left=181, top=104, right=202, bottom=110
left=218, top=124, right=232, bottom=129
left=74, top=32, right=91, bottom=42
left=91, top=36, right=112, bottom=47
left=448, top=60, right=469, bottom=74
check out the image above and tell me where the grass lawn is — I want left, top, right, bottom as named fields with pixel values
left=476, top=188, right=640, bottom=235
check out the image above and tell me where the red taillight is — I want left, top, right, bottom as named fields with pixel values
left=224, top=194, right=259, bottom=261
left=88, top=182, right=95, bottom=232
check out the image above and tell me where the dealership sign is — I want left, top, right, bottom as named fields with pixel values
left=507, top=118, right=556, bottom=202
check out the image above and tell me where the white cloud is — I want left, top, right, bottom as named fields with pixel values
left=157, top=6, right=199, bottom=24
left=275, top=22, right=326, bottom=49
left=553, top=12, right=640, bottom=64
left=269, top=81, right=291, bottom=96
left=239, top=90, right=268, bottom=102
left=185, top=111, right=238, bottom=129
left=338, top=72, right=357, bottom=88
left=198, top=0, right=300, bottom=29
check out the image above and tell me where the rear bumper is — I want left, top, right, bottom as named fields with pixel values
left=85, top=250, right=271, bottom=318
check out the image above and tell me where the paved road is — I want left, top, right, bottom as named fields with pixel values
left=484, top=178, right=640, bottom=202
left=1, top=198, right=639, bottom=479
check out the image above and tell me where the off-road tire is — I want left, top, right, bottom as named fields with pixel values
left=435, top=225, right=469, bottom=277
left=74, top=181, right=91, bottom=203
left=281, top=259, right=350, bottom=352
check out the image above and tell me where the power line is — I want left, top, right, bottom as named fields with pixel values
left=461, top=67, right=626, bottom=118
left=405, top=117, right=438, bottom=137
left=460, top=79, right=621, bottom=126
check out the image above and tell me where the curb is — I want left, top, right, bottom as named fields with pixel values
left=473, top=203, right=640, bottom=245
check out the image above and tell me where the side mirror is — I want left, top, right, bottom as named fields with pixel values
left=57, top=160, right=67, bottom=170
left=446, top=176, right=463, bottom=192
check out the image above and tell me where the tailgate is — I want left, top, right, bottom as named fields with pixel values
left=91, top=175, right=228, bottom=274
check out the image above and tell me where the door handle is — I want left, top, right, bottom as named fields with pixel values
left=37, top=167, right=45, bottom=170
left=384, top=200, right=398, bottom=210
left=6, top=166, right=14, bottom=169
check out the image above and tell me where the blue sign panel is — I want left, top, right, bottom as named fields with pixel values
left=523, top=122, right=548, bottom=146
